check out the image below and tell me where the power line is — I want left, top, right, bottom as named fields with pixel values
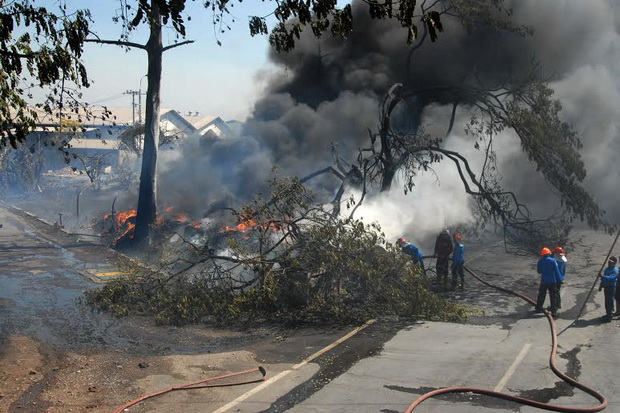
left=91, top=93, right=125, bottom=104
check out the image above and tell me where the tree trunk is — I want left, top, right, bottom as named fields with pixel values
left=379, top=110, right=396, bottom=192
left=381, top=164, right=397, bottom=192
left=133, top=1, right=162, bottom=244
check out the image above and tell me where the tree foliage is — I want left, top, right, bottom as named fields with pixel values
left=0, top=141, right=44, bottom=193
left=350, top=73, right=607, bottom=252
left=0, top=1, right=91, bottom=148
left=247, top=0, right=533, bottom=52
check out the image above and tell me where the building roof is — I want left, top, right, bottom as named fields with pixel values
left=22, top=106, right=182, bottom=127
left=67, top=137, right=121, bottom=150
left=22, top=106, right=236, bottom=140
left=187, top=115, right=219, bottom=131
left=160, top=110, right=198, bottom=137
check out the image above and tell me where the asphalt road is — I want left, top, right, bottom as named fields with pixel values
left=1, top=201, right=619, bottom=413
left=217, top=229, right=620, bottom=413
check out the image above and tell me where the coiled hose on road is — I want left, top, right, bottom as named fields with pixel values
left=404, top=265, right=608, bottom=412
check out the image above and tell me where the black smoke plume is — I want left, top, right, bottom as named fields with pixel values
left=160, top=0, right=620, bottom=235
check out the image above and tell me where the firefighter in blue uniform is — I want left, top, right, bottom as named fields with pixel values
left=451, top=233, right=465, bottom=289
left=397, top=237, right=425, bottom=275
left=598, top=256, right=618, bottom=323
left=535, top=247, right=563, bottom=318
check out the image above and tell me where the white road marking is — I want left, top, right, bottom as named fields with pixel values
left=493, top=343, right=531, bottom=392
left=211, top=319, right=376, bottom=413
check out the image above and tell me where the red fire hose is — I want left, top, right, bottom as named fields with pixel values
left=405, top=266, right=608, bottom=412
left=111, top=366, right=266, bottom=413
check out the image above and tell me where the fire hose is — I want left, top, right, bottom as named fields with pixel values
left=404, top=265, right=608, bottom=412
left=111, top=366, right=266, bottom=413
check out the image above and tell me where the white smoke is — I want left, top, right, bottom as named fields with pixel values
left=348, top=128, right=478, bottom=251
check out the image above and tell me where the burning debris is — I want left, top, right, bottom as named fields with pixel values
left=103, top=209, right=136, bottom=244
left=100, top=206, right=205, bottom=247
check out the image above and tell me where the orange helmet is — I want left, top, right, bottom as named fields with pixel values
left=397, top=237, right=407, bottom=245
left=554, top=246, right=564, bottom=255
left=540, top=247, right=552, bottom=256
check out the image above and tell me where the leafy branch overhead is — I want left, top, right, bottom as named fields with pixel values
left=0, top=1, right=91, bottom=148
left=249, top=1, right=445, bottom=52
left=354, top=76, right=608, bottom=242
left=246, top=0, right=529, bottom=52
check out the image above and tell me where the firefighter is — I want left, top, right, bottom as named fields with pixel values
left=434, top=229, right=454, bottom=285
left=535, top=247, right=562, bottom=318
left=598, top=256, right=618, bottom=323
left=451, top=233, right=465, bottom=289
left=396, top=237, right=425, bottom=275
left=616, top=271, right=620, bottom=317
left=553, top=246, right=567, bottom=309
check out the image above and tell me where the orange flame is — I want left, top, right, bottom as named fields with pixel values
left=160, top=206, right=200, bottom=228
left=103, top=207, right=203, bottom=245
left=104, top=209, right=137, bottom=243
left=224, top=217, right=258, bottom=233
left=224, top=214, right=283, bottom=234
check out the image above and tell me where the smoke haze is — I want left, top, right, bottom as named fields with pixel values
left=157, top=0, right=620, bottom=243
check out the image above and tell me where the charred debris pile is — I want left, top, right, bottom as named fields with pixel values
left=85, top=175, right=469, bottom=326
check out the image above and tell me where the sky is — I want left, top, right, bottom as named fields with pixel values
left=60, top=0, right=300, bottom=121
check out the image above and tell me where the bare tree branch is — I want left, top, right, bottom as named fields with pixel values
left=84, top=38, right=146, bottom=50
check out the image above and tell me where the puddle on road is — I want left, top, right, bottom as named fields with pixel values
left=0, top=265, right=259, bottom=356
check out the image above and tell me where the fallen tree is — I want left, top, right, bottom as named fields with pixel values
left=85, top=174, right=469, bottom=325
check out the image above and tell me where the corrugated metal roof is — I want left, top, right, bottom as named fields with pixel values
left=67, top=138, right=121, bottom=150
left=19, top=107, right=233, bottom=140
left=19, top=106, right=181, bottom=127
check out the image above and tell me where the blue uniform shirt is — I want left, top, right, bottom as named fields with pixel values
left=555, top=257, right=567, bottom=281
left=402, top=243, right=423, bottom=264
left=600, top=266, right=618, bottom=288
left=452, top=242, right=465, bottom=264
left=537, top=256, right=562, bottom=284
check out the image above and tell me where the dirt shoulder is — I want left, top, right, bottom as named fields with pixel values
left=1, top=321, right=395, bottom=413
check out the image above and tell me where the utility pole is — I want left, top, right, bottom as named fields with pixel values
left=139, top=75, right=147, bottom=125
left=137, top=90, right=147, bottom=124
left=124, top=90, right=141, bottom=126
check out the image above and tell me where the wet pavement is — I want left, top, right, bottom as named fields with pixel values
left=0, top=203, right=304, bottom=355
left=0, top=203, right=126, bottom=350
